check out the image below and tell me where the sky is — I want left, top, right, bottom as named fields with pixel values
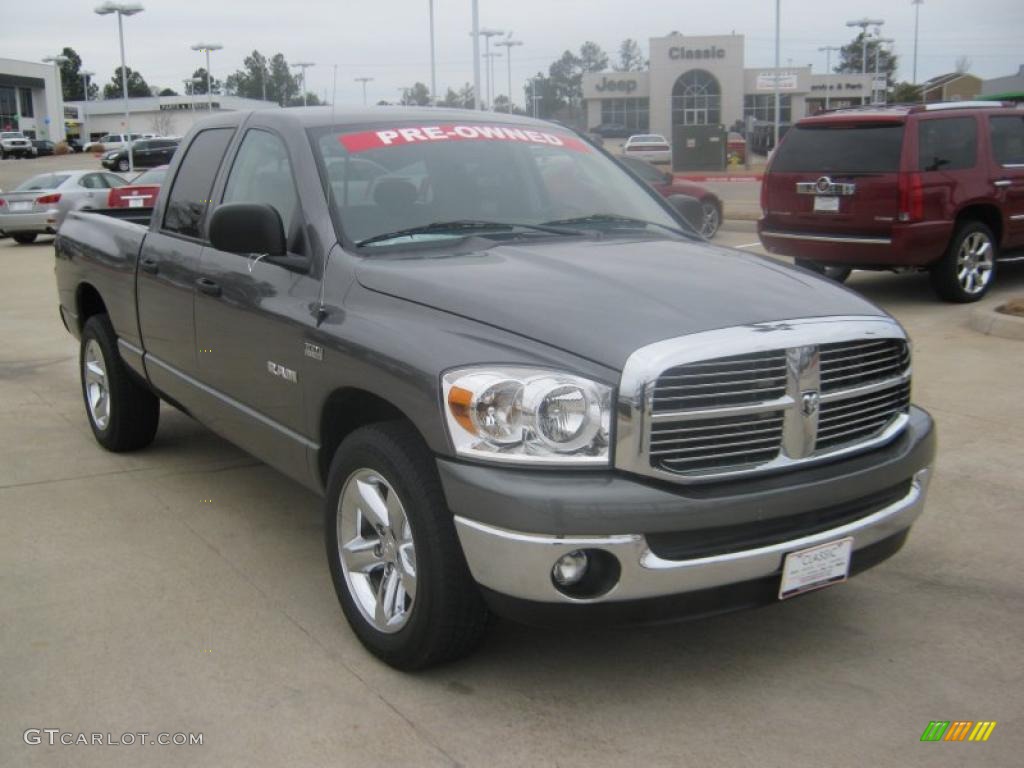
left=4, top=0, right=1023, bottom=106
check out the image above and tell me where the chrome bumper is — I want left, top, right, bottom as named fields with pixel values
left=454, top=468, right=930, bottom=604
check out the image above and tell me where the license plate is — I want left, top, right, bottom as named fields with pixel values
left=11, top=201, right=32, bottom=212
left=128, top=198, right=144, bottom=208
left=813, top=195, right=840, bottom=213
left=779, top=537, right=852, bottom=600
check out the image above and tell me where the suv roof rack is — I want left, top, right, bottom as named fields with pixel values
left=913, top=100, right=1013, bottom=112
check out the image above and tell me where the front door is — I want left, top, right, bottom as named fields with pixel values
left=684, top=108, right=707, bottom=125
left=988, top=112, right=1024, bottom=249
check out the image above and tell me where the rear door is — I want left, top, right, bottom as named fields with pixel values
left=763, top=120, right=905, bottom=236
left=915, top=115, right=981, bottom=228
left=987, top=112, right=1024, bottom=248
left=137, top=126, right=235, bottom=407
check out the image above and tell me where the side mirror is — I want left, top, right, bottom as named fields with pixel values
left=667, top=194, right=703, bottom=233
left=208, top=202, right=287, bottom=257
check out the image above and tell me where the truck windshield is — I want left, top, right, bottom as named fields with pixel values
left=314, top=121, right=686, bottom=247
left=772, top=123, right=905, bottom=174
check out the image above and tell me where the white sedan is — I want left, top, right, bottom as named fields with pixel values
left=622, top=134, right=672, bottom=165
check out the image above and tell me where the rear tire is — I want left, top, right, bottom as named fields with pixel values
left=325, top=422, right=489, bottom=670
left=930, top=220, right=997, bottom=303
left=699, top=199, right=722, bottom=238
left=80, top=314, right=160, bottom=452
left=795, top=258, right=852, bottom=283
left=12, top=233, right=37, bottom=244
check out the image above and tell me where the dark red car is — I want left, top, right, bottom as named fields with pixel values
left=758, top=102, right=1024, bottom=301
left=106, top=165, right=169, bottom=210
left=618, top=156, right=722, bottom=238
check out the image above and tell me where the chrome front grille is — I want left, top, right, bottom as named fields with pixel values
left=615, top=317, right=913, bottom=484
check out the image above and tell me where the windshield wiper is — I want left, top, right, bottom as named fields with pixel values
left=356, top=219, right=582, bottom=247
left=542, top=213, right=690, bottom=238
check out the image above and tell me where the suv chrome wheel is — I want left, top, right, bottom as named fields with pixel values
left=956, top=231, right=994, bottom=295
left=337, top=468, right=417, bottom=633
left=83, top=339, right=110, bottom=430
left=700, top=201, right=720, bottom=238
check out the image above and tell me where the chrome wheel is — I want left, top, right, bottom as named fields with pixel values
left=699, top=201, right=720, bottom=238
left=956, top=231, right=994, bottom=295
left=337, top=469, right=417, bottom=634
left=83, top=339, right=110, bottom=430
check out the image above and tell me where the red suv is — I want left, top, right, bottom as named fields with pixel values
left=758, top=102, right=1024, bottom=301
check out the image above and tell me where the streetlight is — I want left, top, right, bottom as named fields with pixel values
left=95, top=2, right=144, bottom=172
left=42, top=55, right=69, bottom=142
left=293, top=61, right=315, bottom=107
left=190, top=42, right=223, bottom=112
left=773, top=0, right=781, bottom=152
left=495, top=38, right=523, bottom=112
left=470, top=1, right=481, bottom=110
left=428, top=0, right=437, bottom=105
left=912, top=0, right=924, bottom=85
left=483, top=52, right=502, bottom=111
left=817, top=46, right=841, bottom=110
left=473, top=27, right=504, bottom=108
left=80, top=69, right=94, bottom=141
left=873, top=38, right=895, bottom=104
left=845, top=18, right=884, bottom=74
left=355, top=77, right=374, bottom=106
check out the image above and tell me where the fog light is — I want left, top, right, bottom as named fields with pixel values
left=552, top=550, right=589, bottom=586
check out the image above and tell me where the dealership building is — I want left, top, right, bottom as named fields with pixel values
left=583, top=33, right=875, bottom=137
left=0, top=57, right=66, bottom=141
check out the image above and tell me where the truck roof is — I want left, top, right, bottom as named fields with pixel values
left=206, top=105, right=564, bottom=131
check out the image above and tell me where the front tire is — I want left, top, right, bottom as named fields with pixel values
left=930, top=220, right=997, bottom=302
left=325, top=422, right=488, bottom=670
left=117, top=158, right=130, bottom=172
left=699, top=199, right=722, bottom=238
left=12, top=233, right=37, bottom=244
left=80, top=314, right=160, bottom=451
left=795, top=258, right=852, bottom=284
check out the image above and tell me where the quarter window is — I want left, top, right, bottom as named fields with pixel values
left=917, top=117, right=977, bottom=172
left=162, top=127, right=234, bottom=239
left=222, top=130, right=299, bottom=233
left=989, top=115, right=1024, bottom=166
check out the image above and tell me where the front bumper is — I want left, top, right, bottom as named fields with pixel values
left=444, top=406, right=934, bottom=609
left=0, top=211, right=54, bottom=233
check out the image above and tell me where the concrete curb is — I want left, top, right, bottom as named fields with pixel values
left=970, top=304, right=1024, bottom=340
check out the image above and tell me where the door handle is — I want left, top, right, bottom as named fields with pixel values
left=195, top=277, right=222, bottom=297
left=139, top=257, right=159, bottom=274
left=994, top=179, right=1012, bottom=188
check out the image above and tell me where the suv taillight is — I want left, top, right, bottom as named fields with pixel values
left=898, top=172, right=923, bottom=222
left=35, top=193, right=61, bottom=205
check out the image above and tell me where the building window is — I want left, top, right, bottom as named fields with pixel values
left=599, top=98, right=650, bottom=132
left=0, top=86, right=18, bottom=130
left=19, top=88, right=34, bottom=117
left=743, top=94, right=792, bottom=124
left=672, top=70, right=721, bottom=126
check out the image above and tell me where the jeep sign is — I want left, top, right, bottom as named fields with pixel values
left=594, top=77, right=638, bottom=93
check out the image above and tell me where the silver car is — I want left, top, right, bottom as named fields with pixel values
left=0, top=171, right=128, bottom=243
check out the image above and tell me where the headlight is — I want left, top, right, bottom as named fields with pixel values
left=442, top=367, right=612, bottom=465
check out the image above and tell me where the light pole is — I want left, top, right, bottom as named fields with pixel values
left=773, top=0, right=781, bottom=151
left=475, top=27, right=504, bottom=108
left=95, top=2, right=144, bottom=172
left=483, top=52, right=502, bottom=111
left=817, top=45, right=841, bottom=110
left=428, top=0, right=437, bottom=105
left=42, top=55, right=69, bottom=142
left=873, top=37, right=895, bottom=104
left=293, top=61, right=315, bottom=107
left=846, top=18, right=884, bottom=74
left=355, top=77, right=374, bottom=106
left=80, top=69, right=94, bottom=141
left=912, top=0, right=924, bottom=85
left=471, top=1, right=481, bottom=110
left=496, top=38, right=523, bottom=112
left=190, top=43, right=223, bottom=112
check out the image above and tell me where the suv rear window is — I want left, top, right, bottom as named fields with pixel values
left=771, top=123, right=905, bottom=173
left=917, top=117, right=977, bottom=172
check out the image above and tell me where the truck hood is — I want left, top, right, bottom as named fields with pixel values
left=354, top=236, right=886, bottom=371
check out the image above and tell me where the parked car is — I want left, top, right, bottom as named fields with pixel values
left=727, top=131, right=747, bottom=164
left=1, top=131, right=34, bottom=159
left=0, top=171, right=128, bottom=242
left=101, top=138, right=180, bottom=172
left=107, top=165, right=169, bottom=210
left=55, top=107, right=934, bottom=670
left=66, top=138, right=85, bottom=153
left=618, top=155, right=722, bottom=237
left=31, top=140, right=57, bottom=157
left=759, top=101, right=1024, bottom=301
left=84, top=133, right=158, bottom=153
left=588, top=123, right=630, bottom=139
left=622, top=133, right=672, bottom=165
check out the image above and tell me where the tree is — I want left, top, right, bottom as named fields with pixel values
left=225, top=50, right=272, bottom=100
left=150, top=110, right=176, bottom=136
left=954, top=55, right=972, bottom=74
left=158, top=87, right=178, bottom=96
left=269, top=53, right=299, bottom=106
left=579, top=41, right=609, bottom=73
left=400, top=82, right=431, bottom=106
left=891, top=81, right=920, bottom=103
left=188, top=68, right=221, bottom=96
left=614, top=39, right=646, bottom=72
left=523, top=72, right=561, bottom=120
left=103, top=66, right=151, bottom=99
left=835, top=33, right=898, bottom=86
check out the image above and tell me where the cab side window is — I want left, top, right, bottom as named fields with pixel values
left=222, top=130, right=299, bottom=235
left=162, top=127, right=234, bottom=239
left=989, top=115, right=1024, bottom=166
left=917, top=117, right=977, bottom=172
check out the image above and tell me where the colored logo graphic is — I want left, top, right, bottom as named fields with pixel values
left=920, top=721, right=997, bottom=742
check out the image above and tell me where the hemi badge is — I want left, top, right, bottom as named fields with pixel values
left=304, top=342, right=323, bottom=361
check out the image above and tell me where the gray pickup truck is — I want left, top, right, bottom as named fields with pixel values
left=55, top=108, right=935, bottom=670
